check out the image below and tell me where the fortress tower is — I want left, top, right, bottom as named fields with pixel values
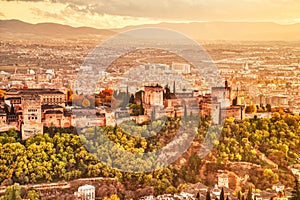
left=21, top=94, right=43, bottom=140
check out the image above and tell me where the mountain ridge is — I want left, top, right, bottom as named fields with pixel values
left=1, top=19, right=300, bottom=41
left=117, top=21, right=300, bottom=41
left=0, top=19, right=114, bottom=40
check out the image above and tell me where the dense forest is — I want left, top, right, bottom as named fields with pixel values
left=0, top=112, right=299, bottom=198
left=217, top=112, right=300, bottom=188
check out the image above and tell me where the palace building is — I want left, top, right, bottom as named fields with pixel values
left=3, top=88, right=67, bottom=139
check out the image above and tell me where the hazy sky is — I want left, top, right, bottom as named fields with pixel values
left=1, top=0, right=300, bottom=28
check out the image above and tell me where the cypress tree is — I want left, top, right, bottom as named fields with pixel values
left=206, top=190, right=211, bottom=200
left=10, top=103, right=15, bottom=114
left=165, top=84, right=171, bottom=99
left=184, top=104, right=187, bottom=119
left=220, top=188, right=225, bottom=200
left=196, top=192, right=200, bottom=200
left=139, top=101, right=144, bottom=115
left=129, top=94, right=135, bottom=104
left=237, top=191, right=242, bottom=200
left=246, top=187, right=253, bottom=200
left=173, top=81, right=176, bottom=94
left=291, top=179, right=300, bottom=200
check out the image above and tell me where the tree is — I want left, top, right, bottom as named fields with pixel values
left=291, top=179, right=300, bottom=200
left=165, top=85, right=171, bottom=99
left=27, top=189, right=40, bottom=200
left=184, top=105, right=187, bottom=119
left=165, top=185, right=177, bottom=194
left=196, top=192, right=200, bottom=200
left=246, top=187, right=253, bottom=200
left=266, top=104, right=272, bottom=112
left=129, top=94, right=135, bottom=104
left=237, top=191, right=243, bottom=200
left=262, top=168, right=279, bottom=184
left=82, top=97, right=91, bottom=108
left=151, top=108, right=156, bottom=121
left=245, top=105, right=257, bottom=114
left=2, top=183, right=23, bottom=200
left=220, top=188, right=225, bottom=200
left=173, top=81, right=176, bottom=94
left=0, top=89, right=4, bottom=99
left=139, top=101, right=144, bottom=115
left=10, top=104, right=15, bottom=114
left=103, top=194, right=120, bottom=200
left=226, top=196, right=229, bottom=200
left=67, top=89, right=73, bottom=102
left=206, top=190, right=211, bottom=200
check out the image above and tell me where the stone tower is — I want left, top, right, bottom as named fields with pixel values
left=21, top=94, right=43, bottom=140
left=143, top=85, right=164, bottom=106
left=143, top=85, right=164, bottom=118
left=211, top=81, right=232, bottom=108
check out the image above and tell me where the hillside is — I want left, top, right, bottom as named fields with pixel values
left=118, top=22, right=300, bottom=41
left=1, top=19, right=300, bottom=41
left=0, top=19, right=115, bottom=40
left=0, top=112, right=299, bottom=198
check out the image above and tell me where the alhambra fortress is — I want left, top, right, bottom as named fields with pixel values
left=0, top=80, right=245, bottom=140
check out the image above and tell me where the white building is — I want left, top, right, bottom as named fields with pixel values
left=218, top=173, right=229, bottom=188
left=77, top=184, right=95, bottom=200
left=172, top=62, right=191, bottom=74
left=272, top=183, right=285, bottom=192
left=291, top=168, right=300, bottom=181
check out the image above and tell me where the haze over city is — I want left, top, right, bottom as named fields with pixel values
left=0, top=1, right=300, bottom=200
left=1, top=0, right=300, bottom=28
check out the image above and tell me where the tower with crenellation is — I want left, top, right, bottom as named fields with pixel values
left=142, top=85, right=164, bottom=119
left=21, top=94, right=43, bottom=140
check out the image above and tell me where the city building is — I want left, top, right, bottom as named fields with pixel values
left=198, top=81, right=245, bottom=124
left=172, top=62, right=191, bottom=74
left=77, top=184, right=95, bottom=200
left=217, top=172, right=229, bottom=188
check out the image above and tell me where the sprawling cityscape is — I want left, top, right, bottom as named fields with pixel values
left=1, top=1, right=300, bottom=200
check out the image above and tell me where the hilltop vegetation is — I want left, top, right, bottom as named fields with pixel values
left=0, top=113, right=299, bottom=197
left=216, top=112, right=300, bottom=189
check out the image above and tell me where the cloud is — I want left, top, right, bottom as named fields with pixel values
left=30, top=7, right=65, bottom=20
left=26, top=2, right=159, bottom=28
left=3, top=0, right=300, bottom=22
left=0, top=12, right=5, bottom=18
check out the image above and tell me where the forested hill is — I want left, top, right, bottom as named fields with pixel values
left=0, top=112, right=299, bottom=198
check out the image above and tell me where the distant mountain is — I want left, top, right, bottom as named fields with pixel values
left=0, top=19, right=115, bottom=40
left=1, top=19, right=300, bottom=41
left=118, top=22, right=300, bottom=41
